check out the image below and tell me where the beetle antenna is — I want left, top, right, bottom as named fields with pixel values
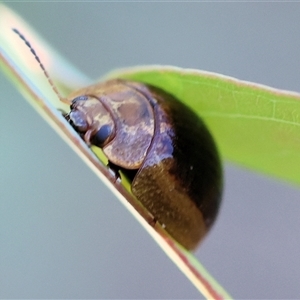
left=12, top=28, right=69, bottom=104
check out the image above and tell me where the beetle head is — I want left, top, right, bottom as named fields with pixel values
left=66, top=95, right=116, bottom=147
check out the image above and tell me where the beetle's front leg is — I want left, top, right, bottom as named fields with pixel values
left=107, top=161, right=121, bottom=183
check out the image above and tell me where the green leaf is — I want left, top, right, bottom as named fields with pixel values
left=108, top=66, right=300, bottom=186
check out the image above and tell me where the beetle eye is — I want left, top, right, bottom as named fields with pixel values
left=69, top=111, right=88, bottom=132
left=92, top=124, right=113, bottom=147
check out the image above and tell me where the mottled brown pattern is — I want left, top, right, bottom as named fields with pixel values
left=127, top=81, right=222, bottom=249
left=66, top=79, right=222, bottom=250
left=67, top=80, right=155, bottom=169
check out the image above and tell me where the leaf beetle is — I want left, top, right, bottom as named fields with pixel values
left=13, top=28, right=223, bottom=250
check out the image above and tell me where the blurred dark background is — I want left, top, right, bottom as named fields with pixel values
left=1, top=3, right=300, bottom=299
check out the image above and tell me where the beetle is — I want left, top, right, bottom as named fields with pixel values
left=13, top=29, right=223, bottom=250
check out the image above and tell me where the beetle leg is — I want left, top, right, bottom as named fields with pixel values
left=83, top=130, right=93, bottom=146
left=83, top=116, right=97, bottom=146
left=148, top=216, right=157, bottom=227
left=107, top=161, right=121, bottom=183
